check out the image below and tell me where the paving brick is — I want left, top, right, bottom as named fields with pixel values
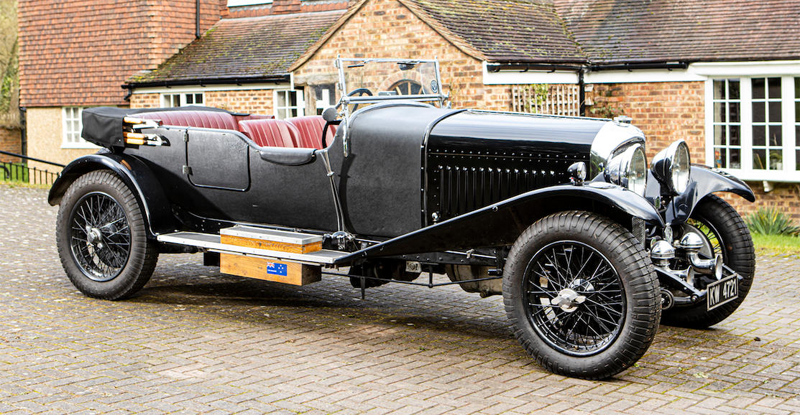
left=1, top=184, right=799, bottom=414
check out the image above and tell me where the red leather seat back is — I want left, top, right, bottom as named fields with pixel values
left=287, top=116, right=337, bottom=149
left=137, top=111, right=238, bottom=131
left=238, top=119, right=299, bottom=148
left=234, top=114, right=274, bottom=126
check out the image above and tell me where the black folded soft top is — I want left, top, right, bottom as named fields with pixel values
left=81, top=106, right=238, bottom=148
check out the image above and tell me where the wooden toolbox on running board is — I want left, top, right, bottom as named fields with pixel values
left=219, top=226, right=322, bottom=286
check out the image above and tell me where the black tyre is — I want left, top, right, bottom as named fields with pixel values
left=56, top=170, right=158, bottom=300
left=503, top=211, right=661, bottom=379
left=661, top=194, right=755, bottom=328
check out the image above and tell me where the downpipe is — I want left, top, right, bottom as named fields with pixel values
left=650, top=233, right=725, bottom=310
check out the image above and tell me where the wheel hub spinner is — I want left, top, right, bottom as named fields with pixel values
left=550, top=288, right=586, bottom=312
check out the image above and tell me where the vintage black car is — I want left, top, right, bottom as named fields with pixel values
left=49, top=58, right=755, bottom=379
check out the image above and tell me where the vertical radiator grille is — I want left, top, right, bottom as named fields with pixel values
left=426, top=154, right=581, bottom=222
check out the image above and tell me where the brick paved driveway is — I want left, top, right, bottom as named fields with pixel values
left=1, top=185, right=799, bottom=414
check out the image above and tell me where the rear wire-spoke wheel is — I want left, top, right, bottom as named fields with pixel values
left=69, top=193, right=131, bottom=282
left=56, top=170, right=158, bottom=300
left=503, top=211, right=660, bottom=379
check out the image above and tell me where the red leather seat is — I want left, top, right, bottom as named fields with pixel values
left=287, top=116, right=337, bottom=149
left=137, top=111, right=239, bottom=131
left=238, top=119, right=299, bottom=148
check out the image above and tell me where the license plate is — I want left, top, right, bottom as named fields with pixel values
left=707, top=274, right=738, bottom=311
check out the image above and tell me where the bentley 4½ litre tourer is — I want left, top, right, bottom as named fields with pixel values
left=49, top=58, right=756, bottom=379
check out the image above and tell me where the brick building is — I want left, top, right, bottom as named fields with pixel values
left=18, top=0, right=800, bottom=217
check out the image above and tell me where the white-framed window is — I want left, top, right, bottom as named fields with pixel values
left=161, top=92, right=204, bottom=107
left=705, top=76, right=800, bottom=181
left=314, top=84, right=336, bottom=115
left=62, top=107, right=97, bottom=149
left=274, top=89, right=304, bottom=119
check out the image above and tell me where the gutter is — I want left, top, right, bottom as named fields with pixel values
left=485, top=61, right=690, bottom=116
left=122, top=75, right=292, bottom=97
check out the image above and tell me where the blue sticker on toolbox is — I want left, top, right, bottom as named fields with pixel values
left=267, top=262, right=288, bottom=276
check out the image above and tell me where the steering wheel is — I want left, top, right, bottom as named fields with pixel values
left=347, top=88, right=373, bottom=111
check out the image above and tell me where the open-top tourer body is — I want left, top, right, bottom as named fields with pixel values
left=50, top=58, right=756, bottom=379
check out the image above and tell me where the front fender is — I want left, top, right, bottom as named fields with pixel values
left=48, top=152, right=175, bottom=238
left=665, top=165, right=755, bottom=223
left=336, top=183, right=663, bottom=262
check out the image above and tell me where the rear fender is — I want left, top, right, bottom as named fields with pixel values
left=336, top=183, right=663, bottom=262
left=665, top=165, right=755, bottom=223
left=48, top=153, right=175, bottom=239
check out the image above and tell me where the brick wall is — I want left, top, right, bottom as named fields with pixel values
left=0, top=127, right=21, bottom=163
left=721, top=182, right=800, bottom=221
left=130, top=90, right=276, bottom=115
left=293, top=0, right=511, bottom=111
left=588, top=82, right=706, bottom=163
left=20, top=0, right=224, bottom=108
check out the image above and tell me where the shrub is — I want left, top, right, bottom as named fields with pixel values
left=746, top=208, right=800, bottom=236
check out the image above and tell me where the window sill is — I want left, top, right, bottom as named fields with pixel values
left=714, top=167, right=800, bottom=183
left=61, top=142, right=100, bottom=150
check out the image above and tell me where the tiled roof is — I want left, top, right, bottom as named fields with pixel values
left=403, top=0, right=585, bottom=63
left=19, top=0, right=223, bottom=107
left=128, top=10, right=345, bottom=85
left=553, top=0, right=800, bottom=64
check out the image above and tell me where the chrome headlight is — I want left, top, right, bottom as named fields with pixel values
left=651, top=140, right=691, bottom=195
left=604, top=144, right=647, bottom=197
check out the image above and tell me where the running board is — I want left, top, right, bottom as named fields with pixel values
left=157, top=232, right=349, bottom=265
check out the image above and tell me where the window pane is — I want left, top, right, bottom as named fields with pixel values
left=277, top=92, right=286, bottom=107
left=753, top=102, right=765, bottom=122
left=730, top=125, right=740, bottom=146
left=196, top=94, right=203, bottom=104
left=714, top=125, right=725, bottom=145
left=796, top=125, right=800, bottom=146
left=752, top=78, right=765, bottom=99
left=796, top=100, right=800, bottom=122
left=714, top=148, right=726, bottom=168
left=753, top=149, right=766, bottom=169
left=769, top=150, right=782, bottom=170
left=714, top=102, right=725, bottom=122
left=186, top=94, right=193, bottom=105
left=770, top=126, right=782, bottom=146
left=714, top=80, right=725, bottom=100
left=769, top=102, right=782, bottom=122
left=730, top=149, right=741, bottom=169
left=768, top=77, right=781, bottom=99
left=753, top=125, right=766, bottom=146
left=729, top=102, right=740, bottom=122
left=796, top=150, right=800, bottom=171
left=290, top=91, right=297, bottom=107
left=728, top=80, right=740, bottom=100
left=794, top=76, right=800, bottom=97
left=277, top=109, right=286, bottom=119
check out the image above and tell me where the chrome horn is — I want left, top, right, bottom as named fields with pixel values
left=679, top=232, right=723, bottom=280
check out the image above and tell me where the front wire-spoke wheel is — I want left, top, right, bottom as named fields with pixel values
left=56, top=170, right=158, bottom=300
left=526, top=241, right=625, bottom=356
left=503, top=211, right=660, bottom=379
